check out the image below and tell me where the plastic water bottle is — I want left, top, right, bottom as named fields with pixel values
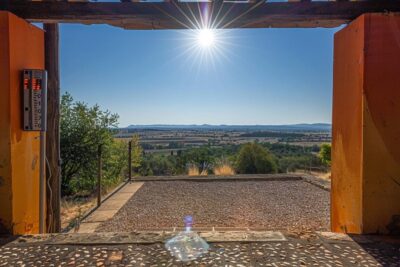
left=165, top=216, right=209, bottom=262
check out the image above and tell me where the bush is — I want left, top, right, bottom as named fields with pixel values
left=318, top=143, right=332, bottom=166
left=175, top=146, right=215, bottom=174
left=277, top=155, right=317, bottom=173
left=235, top=143, right=278, bottom=174
left=139, top=154, right=176, bottom=176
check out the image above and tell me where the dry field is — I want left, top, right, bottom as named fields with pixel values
left=96, top=180, right=330, bottom=232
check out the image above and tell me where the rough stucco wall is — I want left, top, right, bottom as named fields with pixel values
left=0, top=11, right=44, bottom=234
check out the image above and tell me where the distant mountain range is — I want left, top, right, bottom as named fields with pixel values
left=125, top=123, right=331, bottom=132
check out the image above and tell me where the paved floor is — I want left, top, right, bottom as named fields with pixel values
left=0, top=232, right=399, bottom=266
left=76, top=182, right=144, bottom=233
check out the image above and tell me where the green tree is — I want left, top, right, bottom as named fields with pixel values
left=235, top=143, right=278, bottom=174
left=60, top=92, right=120, bottom=195
left=318, top=143, right=332, bottom=166
left=101, top=140, right=128, bottom=188
left=130, top=134, right=143, bottom=174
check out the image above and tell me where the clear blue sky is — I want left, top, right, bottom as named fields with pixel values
left=60, top=24, right=340, bottom=127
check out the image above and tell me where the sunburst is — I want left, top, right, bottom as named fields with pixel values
left=163, top=1, right=261, bottom=73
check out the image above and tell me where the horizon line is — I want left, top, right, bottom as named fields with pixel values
left=122, top=122, right=332, bottom=127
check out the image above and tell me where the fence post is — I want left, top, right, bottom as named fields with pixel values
left=128, top=140, right=132, bottom=182
left=97, top=144, right=102, bottom=207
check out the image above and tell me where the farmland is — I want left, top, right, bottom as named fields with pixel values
left=114, top=124, right=331, bottom=155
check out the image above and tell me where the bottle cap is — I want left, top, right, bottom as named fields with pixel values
left=184, top=215, right=193, bottom=228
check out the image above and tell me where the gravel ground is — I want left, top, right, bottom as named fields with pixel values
left=96, top=180, right=330, bottom=232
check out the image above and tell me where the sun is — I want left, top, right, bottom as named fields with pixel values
left=197, top=29, right=215, bottom=48
left=174, top=27, right=233, bottom=72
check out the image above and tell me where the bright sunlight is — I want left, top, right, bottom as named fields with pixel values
left=197, top=29, right=215, bottom=48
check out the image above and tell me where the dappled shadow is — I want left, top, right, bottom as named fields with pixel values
left=0, top=235, right=18, bottom=248
left=349, top=235, right=400, bottom=266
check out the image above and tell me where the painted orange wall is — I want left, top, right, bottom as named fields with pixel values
left=362, top=14, right=400, bottom=234
left=0, top=11, right=44, bottom=234
left=332, top=13, right=400, bottom=234
left=0, top=11, right=13, bottom=234
left=331, top=15, right=364, bottom=234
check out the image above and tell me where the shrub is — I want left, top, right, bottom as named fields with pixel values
left=235, top=143, right=278, bottom=174
left=318, top=143, right=332, bottom=166
left=139, top=154, right=176, bottom=176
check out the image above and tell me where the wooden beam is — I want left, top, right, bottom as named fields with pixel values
left=1, top=1, right=400, bottom=29
left=44, top=23, right=61, bottom=233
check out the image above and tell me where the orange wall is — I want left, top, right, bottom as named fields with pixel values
left=331, top=15, right=364, bottom=234
left=0, top=11, right=12, bottom=234
left=0, top=11, right=44, bottom=234
left=362, top=14, right=400, bottom=234
left=332, top=13, right=400, bottom=234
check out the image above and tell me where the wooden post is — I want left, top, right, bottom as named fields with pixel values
left=97, top=145, right=102, bottom=207
left=44, top=23, right=61, bottom=233
left=128, top=141, right=132, bottom=182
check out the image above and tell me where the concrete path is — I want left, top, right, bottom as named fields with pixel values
left=76, top=182, right=144, bottom=233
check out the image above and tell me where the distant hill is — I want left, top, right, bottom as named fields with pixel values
left=125, top=123, right=331, bottom=132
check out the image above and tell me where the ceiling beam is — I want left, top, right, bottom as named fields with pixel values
left=1, top=1, right=400, bottom=29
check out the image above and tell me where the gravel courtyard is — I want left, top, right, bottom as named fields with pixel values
left=96, top=180, right=330, bottom=232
